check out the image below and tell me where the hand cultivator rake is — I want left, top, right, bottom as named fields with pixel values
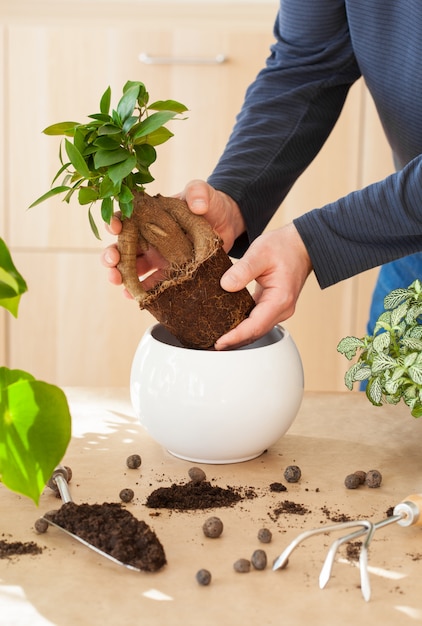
left=273, top=494, right=422, bottom=601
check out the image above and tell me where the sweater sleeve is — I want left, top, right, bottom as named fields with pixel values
left=207, top=0, right=361, bottom=257
left=294, top=155, right=422, bottom=288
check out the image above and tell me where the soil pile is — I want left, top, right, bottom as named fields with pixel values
left=46, top=502, right=166, bottom=572
left=0, top=539, right=42, bottom=558
left=145, top=480, right=255, bottom=510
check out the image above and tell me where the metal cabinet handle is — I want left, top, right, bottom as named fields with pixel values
left=139, top=52, right=228, bottom=66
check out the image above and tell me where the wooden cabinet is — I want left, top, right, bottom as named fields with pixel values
left=1, top=1, right=394, bottom=390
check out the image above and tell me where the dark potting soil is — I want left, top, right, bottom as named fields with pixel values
left=145, top=480, right=256, bottom=510
left=0, top=539, right=43, bottom=558
left=46, top=502, right=166, bottom=572
left=268, top=500, right=310, bottom=522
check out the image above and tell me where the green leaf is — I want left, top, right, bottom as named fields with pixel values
left=100, top=86, right=112, bottom=115
left=43, top=122, right=79, bottom=137
left=0, top=239, right=28, bottom=317
left=65, top=139, right=92, bottom=179
left=410, top=401, right=422, bottom=418
left=366, top=376, right=383, bottom=406
left=373, top=332, right=391, bottom=353
left=336, top=336, right=365, bottom=360
left=344, top=363, right=361, bottom=390
left=134, top=143, right=157, bottom=167
left=0, top=368, right=72, bottom=504
left=404, top=352, right=418, bottom=368
left=88, top=206, right=101, bottom=239
left=119, top=184, right=134, bottom=204
left=402, top=337, right=422, bottom=351
left=108, top=155, right=136, bottom=185
left=148, top=99, right=188, bottom=114
left=384, top=288, right=412, bottom=310
left=99, top=175, right=119, bottom=198
left=28, top=186, right=71, bottom=208
left=119, top=201, right=134, bottom=219
left=93, top=147, right=131, bottom=168
left=371, top=353, right=397, bottom=373
left=131, top=111, right=179, bottom=140
left=116, top=84, right=140, bottom=123
left=94, top=136, right=122, bottom=150
left=409, top=363, right=422, bottom=385
left=78, top=186, right=99, bottom=205
left=135, top=126, right=174, bottom=147
left=97, top=124, right=122, bottom=136
left=390, top=301, right=409, bottom=327
left=100, top=197, right=114, bottom=224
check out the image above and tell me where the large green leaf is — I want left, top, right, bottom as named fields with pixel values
left=108, top=155, right=136, bottom=185
left=100, top=86, right=111, bottom=116
left=148, top=99, right=188, bottom=114
left=94, top=147, right=131, bottom=168
left=131, top=111, right=179, bottom=140
left=65, top=139, right=92, bottom=179
left=43, top=121, right=79, bottom=137
left=116, top=84, right=140, bottom=123
left=0, top=368, right=72, bottom=504
left=0, top=239, right=28, bottom=317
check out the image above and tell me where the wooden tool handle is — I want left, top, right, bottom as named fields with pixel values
left=394, top=494, right=422, bottom=527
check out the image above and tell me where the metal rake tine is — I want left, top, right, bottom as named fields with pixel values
left=319, top=520, right=373, bottom=590
left=358, top=513, right=402, bottom=601
left=320, top=513, right=404, bottom=599
left=273, top=520, right=371, bottom=571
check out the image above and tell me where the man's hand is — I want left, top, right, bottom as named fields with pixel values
left=213, top=223, right=313, bottom=350
left=101, top=180, right=245, bottom=295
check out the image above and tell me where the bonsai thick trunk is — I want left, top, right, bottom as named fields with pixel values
left=117, top=191, right=255, bottom=348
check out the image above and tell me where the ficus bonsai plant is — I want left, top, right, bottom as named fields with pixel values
left=337, top=279, right=422, bottom=417
left=0, top=238, right=71, bottom=504
left=31, top=80, right=255, bottom=349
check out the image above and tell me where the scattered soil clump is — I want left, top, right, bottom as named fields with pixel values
left=46, top=502, right=166, bottom=572
left=0, top=539, right=43, bottom=558
left=269, top=482, right=287, bottom=493
left=269, top=500, right=310, bottom=522
left=345, top=541, right=362, bottom=561
left=146, top=481, right=255, bottom=510
left=321, top=505, right=352, bottom=523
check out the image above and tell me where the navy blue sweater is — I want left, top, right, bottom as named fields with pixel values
left=207, top=0, right=422, bottom=288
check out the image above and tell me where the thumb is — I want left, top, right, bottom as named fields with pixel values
left=183, top=179, right=210, bottom=215
left=220, top=257, right=255, bottom=292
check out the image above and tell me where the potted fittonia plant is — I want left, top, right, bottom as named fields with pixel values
left=337, top=279, right=422, bottom=417
left=0, top=238, right=71, bottom=504
left=31, top=81, right=254, bottom=349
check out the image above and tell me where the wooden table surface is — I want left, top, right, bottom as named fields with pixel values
left=1, top=388, right=422, bottom=626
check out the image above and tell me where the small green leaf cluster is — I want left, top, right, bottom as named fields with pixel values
left=337, top=279, right=422, bottom=417
left=30, top=81, right=188, bottom=238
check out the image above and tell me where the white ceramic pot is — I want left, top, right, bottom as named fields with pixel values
left=130, top=323, right=304, bottom=464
